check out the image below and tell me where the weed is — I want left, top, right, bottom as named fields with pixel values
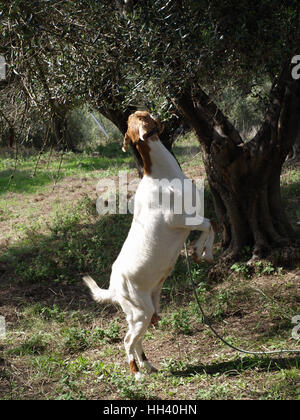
left=92, top=361, right=156, bottom=399
left=159, top=309, right=192, bottom=335
left=110, top=374, right=151, bottom=399
left=62, top=318, right=121, bottom=354
left=63, top=327, right=91, bottom=354
left=103, top=319, right=121, bottom=342
left=42, top=304, right=66, bottom=322
left=254, top=260, right=282, bottom=276
left=230, top=262, right=250, bottom=278
left=213, top=290, right=233, bottom=320
left=9, top=333, right=49, bottom=356
left=91, top=319, right=121, bottom=343
left=195, top=382, right=235, bottom=400
left=162, top=358, right=190, bottom=373
left=266, top=368, right=300, bottom=400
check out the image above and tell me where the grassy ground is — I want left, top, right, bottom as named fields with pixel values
left=0, top=134, right=299, bottom=400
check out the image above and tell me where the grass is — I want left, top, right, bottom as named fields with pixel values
left=0, top=142, right=134, bottom=196
left=0, top=135, right=299, bottom=400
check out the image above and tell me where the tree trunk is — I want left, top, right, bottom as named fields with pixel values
left=174, top=60, right=300, bottom=262
left=8, top=126, right=14, bottom=148
left=287, top=127, right=300, bottom=159
left=52, top=114, right=67, bottom=148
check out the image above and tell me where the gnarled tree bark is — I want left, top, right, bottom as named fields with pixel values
left=173, top=59, right=300, bottom=261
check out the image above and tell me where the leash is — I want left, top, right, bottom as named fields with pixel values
left=184, top=242, right=300, bottom=356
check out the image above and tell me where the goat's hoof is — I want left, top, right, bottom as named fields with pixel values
left=149, top=365, right=158, bottom=374
left=192, top=252, right=202, bottom=264
left=134, top=371, right=144, bottom=381
left=202, top=254, right=214, bottom=264
left=151, top=313, right=161, bottom=325
left=144, top=362, right=158, bottom=374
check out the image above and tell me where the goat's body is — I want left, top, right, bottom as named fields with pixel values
left=112, top=224, right=188, bottom=293
left=84, top=111, right=215, bottom=378
left=107, top=141, right=191, bottom=296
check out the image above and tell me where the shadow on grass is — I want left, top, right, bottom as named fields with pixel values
left=0, top=211, right=132, bottom=315
left=0, top=144, right=133, bottom=196
left=171, top=355, right=300, bottom=377
left=60, top=147, right=133, bottom=172
left=0, top=169, right=59, bottom=195
left=0, top=202, right=203, bottom=315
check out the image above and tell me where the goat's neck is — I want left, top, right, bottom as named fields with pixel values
left=146, top=138, right=184, bottom=180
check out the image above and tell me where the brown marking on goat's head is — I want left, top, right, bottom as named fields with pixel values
left=122, top=111, right=164, bottom=175
left=136, top=140, right=152, bottom=175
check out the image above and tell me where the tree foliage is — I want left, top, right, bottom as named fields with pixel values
left=2, top=1, right=298, bottom=121
left=109, top=0, right=299, bottom=111
left=1, top=0, right=299, bottom=261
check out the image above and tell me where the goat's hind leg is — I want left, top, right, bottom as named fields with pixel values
left=135, top=340, right=158, bottom=374
left=124, top=327, right=141, bottom=378
left=122, top=298, right=154, bottom=379
left=132, top=285, right=165, bottom=373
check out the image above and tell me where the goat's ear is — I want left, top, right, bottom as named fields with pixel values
left=122, top=132, right=131, bottom=152
left=154, top=117, right=164, bottom=135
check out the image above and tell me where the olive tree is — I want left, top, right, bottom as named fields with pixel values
left=1, top=0, right=299, bottom=262
left=115, top=0, right=300, bottom=261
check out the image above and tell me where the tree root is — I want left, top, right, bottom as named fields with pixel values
left=207, top=245, right=300, bottom=282
left=267, top=245, right=300, bottom=267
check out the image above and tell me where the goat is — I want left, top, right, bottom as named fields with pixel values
left=83, top=111, right=214, bottom=378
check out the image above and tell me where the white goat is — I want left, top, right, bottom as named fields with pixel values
left=83, top=111, right=214, bottom=378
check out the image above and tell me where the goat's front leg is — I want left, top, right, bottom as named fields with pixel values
left=187, top=218, right=215, bottom=264
left=150, top=280, right=164, bottom=326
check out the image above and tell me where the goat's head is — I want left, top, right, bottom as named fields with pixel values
left=122, top=111, right=164, bottom=152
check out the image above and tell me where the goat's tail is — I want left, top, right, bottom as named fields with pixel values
left=83, top=275, right=114, bottom=304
